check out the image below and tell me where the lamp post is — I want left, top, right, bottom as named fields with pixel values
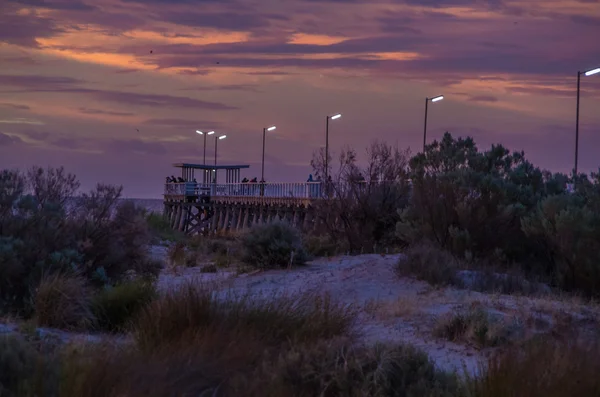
left=213, top=134, right=226, bottom=184
left=196, top=130, right=215, bottom=165
left=325, top=113, right=341, bottom=180
left=575, top=67, right=600, bottom=178
left=214, top=134, right=226, bottom=166
left=423, top=95, right=444, bottom=152
left=261, top=125, right=276, bottom=182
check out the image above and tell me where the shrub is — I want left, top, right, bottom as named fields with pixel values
left=0, top=167, right=161, bottom=315
left=303, top=233, right=343, bottom=258
left=167, top=241, right=186, bottom=268
left=434, top=306, right=524, bottom=348
left=200, top=264, right=218, bottom=273
left=228, top=340, right=462, bottom=397
left=241, top=221, right=308, bottom=269
left=522, top=193, right=600, bottom=297
left=396, top=242, right=460, bottom=286
left=92, top=280, right=157, bottom=332
left=145, top=211, right=186, bottom=243
left=132, top=282, right=355, bottom=351
left=34, top=274, right=95, bottom=331
left=467, top=336, right=600, bottom=397
left=0, top=335, right=38, bottom=396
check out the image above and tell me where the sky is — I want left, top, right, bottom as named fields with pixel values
left=0, top=0, right=599, bottom=198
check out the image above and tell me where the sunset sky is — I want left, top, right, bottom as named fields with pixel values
left=1, top=0, right=599, bottom=198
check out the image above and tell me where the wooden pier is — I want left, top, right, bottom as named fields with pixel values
left=163, top=163, right=323, bottom=235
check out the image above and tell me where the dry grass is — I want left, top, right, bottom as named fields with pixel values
left=34, top=274, right=95, bottom=331
left=434, top=304, right=525, bottom=349
left=132, top=282, right=355, bottom=350
left=468, top=336, right=600, bottom=397
left=166, top=242, right=186, bottom=271
left=364, top=295, right=425, bottom=323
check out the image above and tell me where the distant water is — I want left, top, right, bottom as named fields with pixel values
left=122, top=198, right=164, bottom=214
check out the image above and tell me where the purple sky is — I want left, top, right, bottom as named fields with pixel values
left=0, top=0, right=599, bottom=198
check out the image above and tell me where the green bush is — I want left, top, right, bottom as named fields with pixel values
left=522, top=193, right=600, bottom=297
left=396, top=242, right=460, bottom=286
left=34, top=274, right=95, bottom=331
left=241, top=221, right=308, bottom=269
left=0, top=167, right=161, bottom=315
left=303, top=233, right=342, bottom=258
left=92, top=280, right=157, bottom=332
left=145, top=211, right=186, bottom=243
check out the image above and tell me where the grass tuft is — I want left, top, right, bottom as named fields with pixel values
left=34, top=274, right=94, bottom=331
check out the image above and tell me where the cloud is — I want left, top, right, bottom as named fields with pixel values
left=7, top=0, right=96, bottom=11
left=0, top=103, right=30, bottom=110
left=91, top=91, right=238, bottom=110
left=143, top=118, right=220, bottom=128
left=160, top=11, right=284, bottom=31
left=505, top=86, right=594, bottom=98
left=106, top=139, right=167, bottom=155
left=113, top=69, right=141, bottom=74
left=179, top=84, right=261, bottom=93
left=0, top=132, right=23, bottom=146
left=51, top=137, right=83, bottom=149
left=176, top=69, right=211, bottom=76
left=468, top=95, right=498, bottom=103
left=0, top=7, right=63, bottom=47
left=0, top=74, right=238, bottom=110
left=78, top=107, right=135, bottom=116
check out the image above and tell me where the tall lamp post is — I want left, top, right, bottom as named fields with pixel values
left=575, top=67, right=600, bottom=178
left=325, top=113, right=341, bottom=180
left=261, top=125, right=276, bottom=182
left=213, top=135, right=226, bottom=184
left=214, top=134, right=227, bottom=166
left=423, top=95, right=444, bottom=151
left=196, top=130, right=215, bottom=165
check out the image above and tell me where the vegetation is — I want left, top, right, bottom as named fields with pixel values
left=393, top=132, right=599, bottom=298
left=0, top=166, right=161, bottom=316
left=434, top=305, right=524, bottom=348
left=467, top=337, right=600, bottom=396
left=92, top=280, right=157, bottom=332
left=311, top=141, right=411, bottom=253
left=34, top=274, right=95, bottom=331
left=1, top=130, right=600, bottom=395
left=241, top=221, right=308, bottom=269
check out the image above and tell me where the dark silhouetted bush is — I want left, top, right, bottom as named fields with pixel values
left=92, top=280, right=157, bottom=332
left=0, top=167, right=161, bottom=316
left=397, top=242, right=461, bottom=286
left=241, top=221, right=308, bottom=269
left=34, top=274, right=94, bottom=331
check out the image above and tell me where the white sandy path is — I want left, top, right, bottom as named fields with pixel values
left=158, top=253, right=486, bottom=375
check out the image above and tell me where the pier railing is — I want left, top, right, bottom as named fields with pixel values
left=164, top=182, right=324, bottom=199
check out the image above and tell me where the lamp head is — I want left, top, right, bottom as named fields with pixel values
left=584, top=68, right=600, bottom=77
left=330, top=113, right=342, bottom=120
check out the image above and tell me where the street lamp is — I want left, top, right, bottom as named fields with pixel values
left=261, top=125, right=276, bottom=182
left=325, top=113, right=341, bottom=180
left=196, top=130, right=214, bottom=165
left=575, top=67, right=600, bottom=178
left=214, top=134, right=227, bottom=166
left=423, top=95, right=444, bottom=151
